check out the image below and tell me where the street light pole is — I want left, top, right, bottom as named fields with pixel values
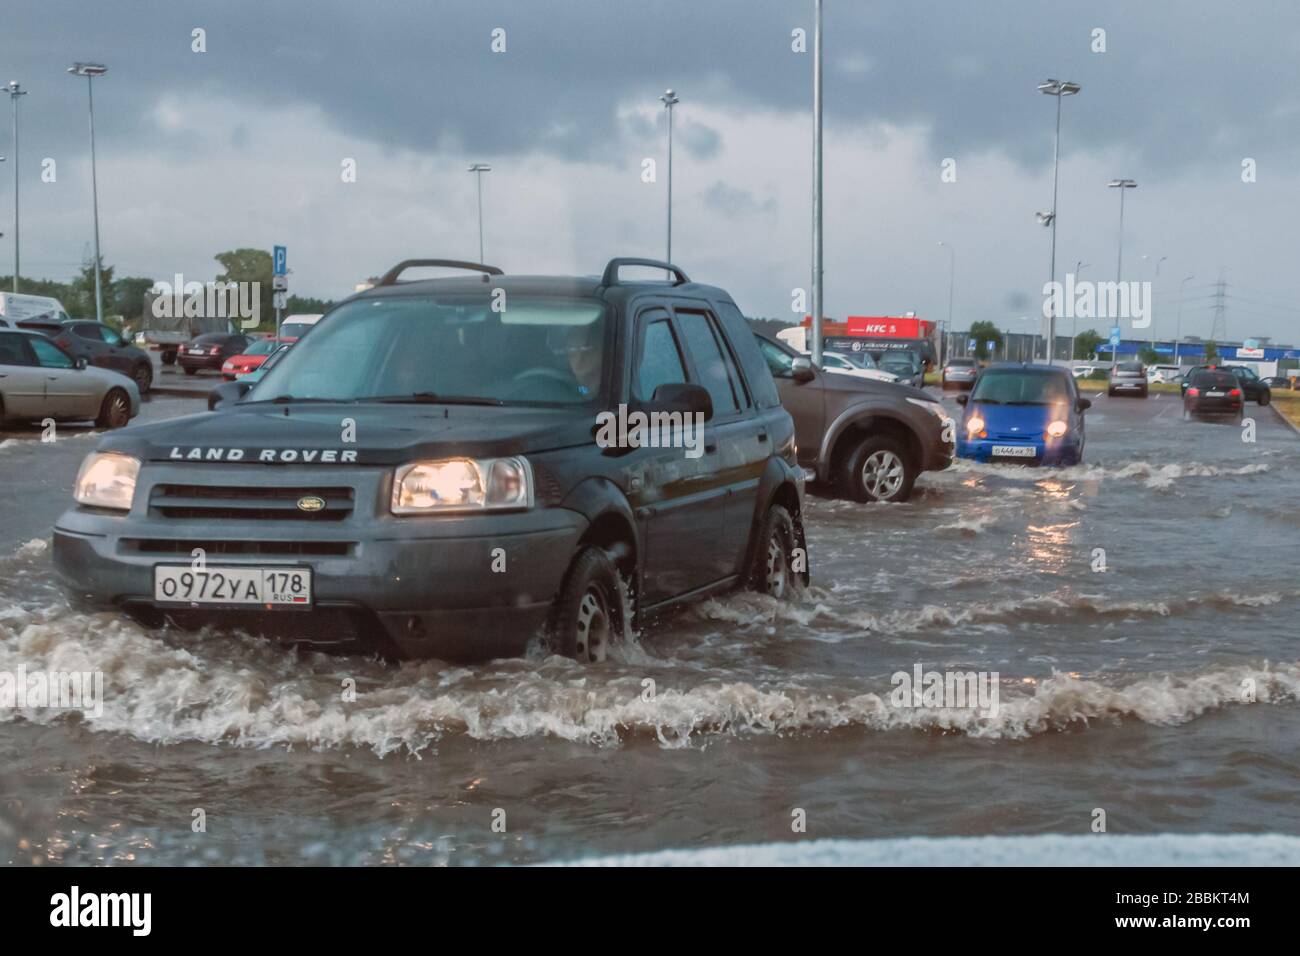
left=938, top=241, right=954, bottom=367
left=1070, top=261, right=1088, bottom=360
left=1038, top=78, right=1080, bottom=365
left=5, top=82, right=26, bottom=293
left=467, top=163, right=492, bottom=264
left=1107, top=178, right=1137, bottom=366
left=660, top=89, right=678, bottom=268
left=1175, top=274, right=1194, bottom=366
left=68, top=63, right=107, bottom=324
left=810, top=0, right=824, bottom=366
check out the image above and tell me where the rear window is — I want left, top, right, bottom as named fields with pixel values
left=1191, top=371, right=1236, bottom=388
left=193, top=333, right=228, bottom=344
left=1117, top=362, right=1143, bottom=372
left=948, top=358, right=975, bottom=367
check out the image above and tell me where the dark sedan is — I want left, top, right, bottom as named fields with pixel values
left=178, top=332, right=252, bottom=375
left=1183, top=369, right=1244, bottom=420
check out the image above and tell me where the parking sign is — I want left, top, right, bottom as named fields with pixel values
left=1109, top=326, right=1122, bottom=347
left=273, top=245, right=287, bottom=276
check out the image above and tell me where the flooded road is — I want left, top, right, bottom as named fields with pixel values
left=2, top=384, right=1298, bottom=865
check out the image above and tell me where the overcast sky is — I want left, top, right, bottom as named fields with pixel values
left=4, top=0, right=1300, bottom=343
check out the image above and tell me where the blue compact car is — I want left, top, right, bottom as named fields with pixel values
left=955, top=364, right=1090, bottom=466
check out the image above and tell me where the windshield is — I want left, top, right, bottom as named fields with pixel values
left=835, top=351, right=879, bottom=369
left=970, top=368, right=1071, bottom=405
left=881, top=353, right=919, bottom=372
left=242, top=338, right=279, bottom=356
left=252, top=295, right=608, bottom=405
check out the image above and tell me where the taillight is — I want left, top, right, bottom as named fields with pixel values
left=1229, top=388, right=1242, bottom=397
left=1187, top=387, right=1200, bottom=396
left=208, top=347, right=221, bottom=355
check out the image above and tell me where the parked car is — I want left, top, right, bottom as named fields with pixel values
left=1222, top=365, right=1271, bottom=405
left=878, top=349, right=925, bottom=389
left=0, top=292, right=72, bottom=325
left=755, top=334, right=952, bottom=502
left=178, top=332, right=252, bottom=375
left=54, top=257, right=808, bottom=664
left=816, top=350, right=899, bottom=383
left=941, top=358, right=978, bottom=390
left=1146, top=364, right=1182, bottom=384
left=955, top=363, right=1089, bottom=466
left=1183, top=368, right=1243, bottom=421
left=0, top=330, right=140, bottom=428
left=1261, top=376, right=1292, bottom=389
left=209, top=343, right=293, bottom=409
left=221, top=337, right=286, bottom=380
left=276, top=314, right=324, bottom=342
left=18, top=318, right=154, bottom=395
left=1108, top=361, right=1148, bottom=397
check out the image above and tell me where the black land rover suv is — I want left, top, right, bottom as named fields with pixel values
left=53, top=258, right=808, bottom=662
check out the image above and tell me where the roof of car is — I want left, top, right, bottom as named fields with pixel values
left=347, top=272, right=732, bottom=309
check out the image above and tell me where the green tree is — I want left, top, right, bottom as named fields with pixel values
left=67, top=258, right=115, bottom=320
left=1074, top=329, right=1104, bottom=360
left=214, top=248, right=274, bottom=332
left=1204, top=340, right=1219, bottom=363
left=1138, top=345, right=1161, bottom=366
left=112, top=276, right=156, bottom=327
left=968, top=320, right=1004, bottom=361
left=286, top=294, right=336, bottom=315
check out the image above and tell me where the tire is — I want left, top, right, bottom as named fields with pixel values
left=1259, top=392, right=1271, bottom=407
left=547, top=546, right=623, bottom=663
left=838, top=434, right=916, bottom=503
left=1107, top=387, right=1116, bottom=397
left=183, top=365, right=197, bottom=376
left=746, top=504, right=800, bottom=600
left=132, top=362, right=152, bottom=394
left=1139, top=387, right=1148, bottom=398
left=95, top=388, right=132, bottom=429
left=162, top=351, right=176, bottom=366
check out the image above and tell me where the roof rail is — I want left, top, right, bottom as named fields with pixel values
left=600, top=257, right=690, bottom=287
left=377, top=259, right=503, bottom=286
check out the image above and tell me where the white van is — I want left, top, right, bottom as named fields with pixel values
left=0, top=292, right=72, bottom=327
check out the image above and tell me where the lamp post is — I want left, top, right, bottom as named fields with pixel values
left=660, top=89, right=678, bottom=269
left=1069, top=261, right=1088, bottom=361
left=1174, top=275, right=1194, bottom=366
left=5, top=82, right=26, bottom=292
left=938, top=241, right=954, bottom=368
left=68, top=63, right=107, bottom=324
left=810, top=0, right=824, bottom=365
left=1037, top=78, right=1080, bottom=364
left=467, top=164, right=491, bottom=264
left=1107, top=178, right=1137, bottom=366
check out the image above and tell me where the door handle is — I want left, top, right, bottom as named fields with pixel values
left=757, top=430, right=769, bottom=442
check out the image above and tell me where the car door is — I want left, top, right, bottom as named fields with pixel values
left=0, top=333, right=47, bottom=418
left=28, top=335, right=100, bottom=419
left=95, top=323, right=136, bottom=374
left=673, top=305, right=769, bottom=580
left=757, top=336, right=824, bottom=473
left=623, top=305, right=726, bottom=602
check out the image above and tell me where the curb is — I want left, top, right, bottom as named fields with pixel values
left=1268, top=402, right=1300, bottom=437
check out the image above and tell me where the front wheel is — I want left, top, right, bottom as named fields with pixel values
left=95, top=388, right=132, bottom=429
left=132, top=363, right=152, bottom=394
left=747, top=504, right=801, bottom=600
left=838, top=434, right=916, bottom=503
left=1259, top=392, right=1271, bottom=407
left=548, top=546, right=623, bottom=663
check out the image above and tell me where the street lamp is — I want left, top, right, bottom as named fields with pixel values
left=1142, top=254, right=1166, bottom=348
left=938, top=241, right=955, bottom=367
left=68, top=62, right=107, bottom=324
left=1037, top=78, right=1081, bottom=365
left=467, top=163, right=491, bottom=264
left=1174, top=275, right=1195, bottom=366
left=810, top=0, right=824, bottom=365
left=5, top=81, right=26, bottom=293
left=660, top=89, right=679, bottom=271
left=1107, top=178, right=1137, bottom=365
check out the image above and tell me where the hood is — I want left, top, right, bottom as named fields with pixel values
left=819, top=369, right=934, bottom=403
left=95, top=401, right=595, bottom=465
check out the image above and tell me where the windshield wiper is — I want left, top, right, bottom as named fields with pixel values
left=364, top=392, right=506, bottom=406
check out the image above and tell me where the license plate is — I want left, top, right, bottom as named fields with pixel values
left=991, top=445, right=1037, bottom=458
left=189, top=347, right=205, bottom=355
left=1206, top=390, right=1225, bottom=397
left=153, top=565, right=312, bottom=607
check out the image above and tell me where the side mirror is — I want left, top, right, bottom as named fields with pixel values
left=790, top=356, right=815, bottom=383
left=74, top=357, right=88, bottom=370
left=956, top=394, right=969, bottom=406
left=1077, top=397, right=1092, bottom=411
left=648, top=382, right=714, bottom=421
left=209, top=379, right=252, bottom=411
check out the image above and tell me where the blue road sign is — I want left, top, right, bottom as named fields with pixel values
left=985, top=339, right=995, bottom=353
left=273, top=245, right=287, bottom=276
left=1109, top=326, right=1122, bottom=347
left=968, top=338, right=977, bottom=350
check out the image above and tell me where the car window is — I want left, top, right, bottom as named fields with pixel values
left=0, top=333, right=35, bottom=366
left=633, top=315, right=687, bottom=402
left=74, top=322, right=106, bottom=342
left=758, top=337, right=794, bottom=377
left=676, top=310, right=742, bottom=415
left=100, top=325, right=124, bottom=346
left=822, top=354, right=851, bottom=369
left=29, top=336, right=75, bottom=369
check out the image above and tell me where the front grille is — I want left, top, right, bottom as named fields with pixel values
left=122, top=538, right=353, bottom=557
left=150, top=484, right=355, bottom=521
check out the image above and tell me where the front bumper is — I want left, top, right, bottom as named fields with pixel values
left=52, top=462, right=587, bottom=660
left=956, top=435, right=1081, bottom=466
left=178, top=353, right=224, bottom=370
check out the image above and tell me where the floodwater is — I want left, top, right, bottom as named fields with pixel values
left=2, top=386, right=1298, bottom=865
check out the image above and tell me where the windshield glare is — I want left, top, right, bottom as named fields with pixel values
left=252, top=295, right=607, bottom=405
left=971, top=369, right=1071, bottom=406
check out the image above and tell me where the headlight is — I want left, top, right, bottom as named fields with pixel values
left=965, top=416, right=986, bottom=436
left=1046, top=420, right=1068, bottom=438
left=391, top=457, right=533, bottom=514
left=74, top=452, right=140, bottom=511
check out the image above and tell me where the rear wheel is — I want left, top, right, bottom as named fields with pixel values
left=838, top=434, right=916, bottom=503
left=548, top=547, right=623, bottom=663
left=1259, top=391, right=1271, bottom=407
left=183, top=366, right=197, bottom=376
left=132, top=362, right=152, bottom=394
left=747, top=504, right=800, bottom=600
left=161, top=350, right=176, bottom=366
left=95, top=388, right=131, bottom=429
